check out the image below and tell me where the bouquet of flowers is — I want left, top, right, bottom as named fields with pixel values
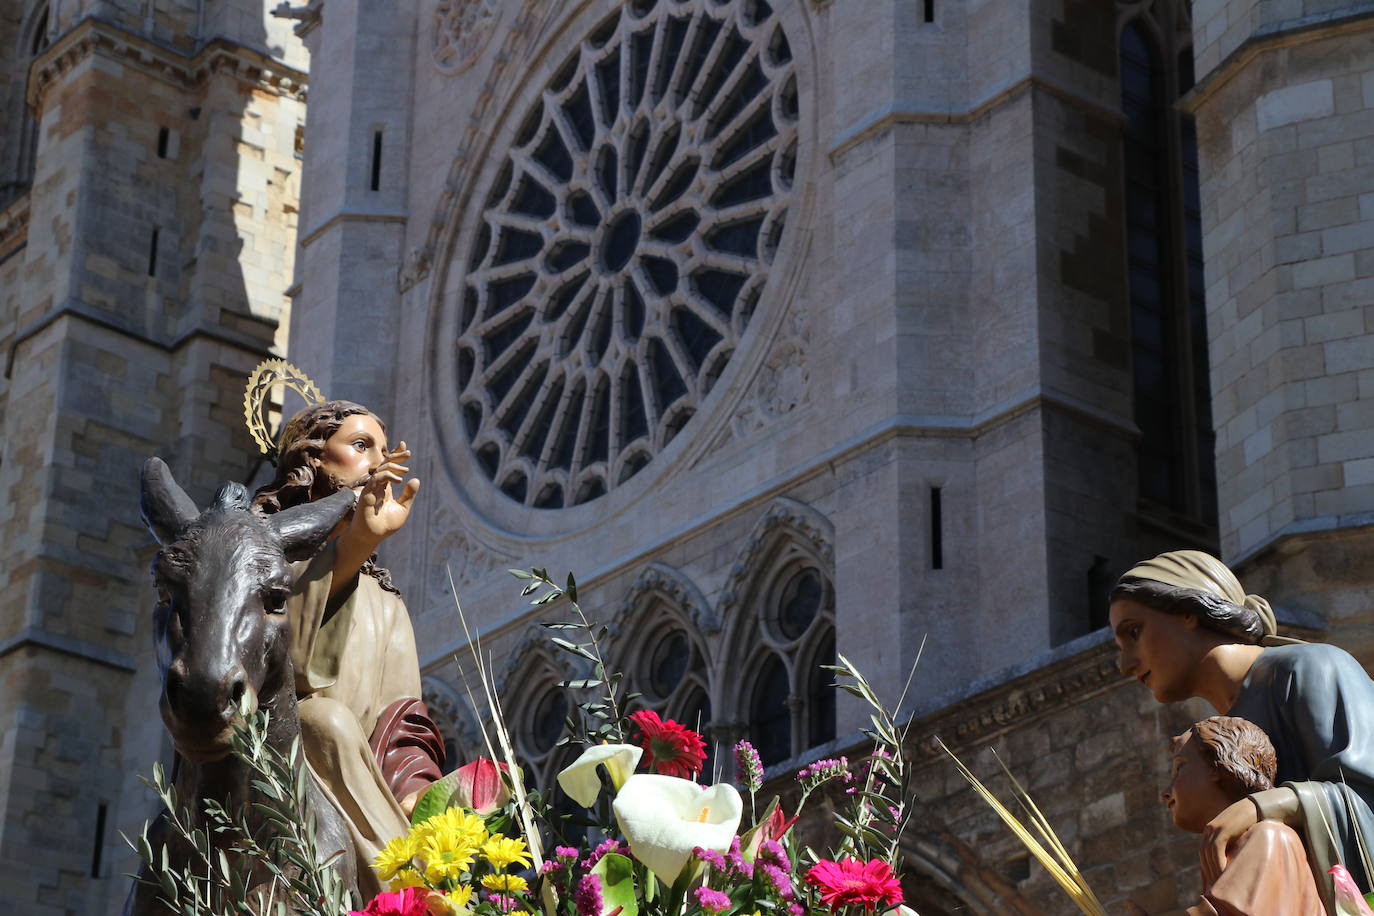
left=351, top=569, right=920, bottom=916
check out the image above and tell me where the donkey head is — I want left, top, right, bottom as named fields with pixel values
left=140, top=457, right=356, bottom=762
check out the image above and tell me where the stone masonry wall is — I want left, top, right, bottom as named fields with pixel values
left=0, top=6, right=306, bottom=912
left=1188, top=12, right=1374, bottom=562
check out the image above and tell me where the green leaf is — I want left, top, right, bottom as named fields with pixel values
left=591, top=852, right=639, bottom=916
left=509, top=569, right=533, bottom=579
left=410, top=773, right=460, bottom=825
left=566, top=572, right=578, bottom=604
left=550, top=637, right=597, bottom=661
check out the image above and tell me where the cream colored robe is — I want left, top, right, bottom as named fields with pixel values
left=289, top=541, right=421, bottom=900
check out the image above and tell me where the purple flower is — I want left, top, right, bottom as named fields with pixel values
left=734, top=740, right=764, bottom=791
left=693, top=887, right=732, bottom=913
left=796, top=757, right=849, bottom=786
left=761, top=862, right=796, bottom=901
left=541, top=860, right=563, bottom=874
left=787, top=905, right=805, bottom=916
left=488, top=893, right=518, bottom=913
left=581, top=838, right=623, bottom=870
left=575, top=874, right=603, bottom=916
left=693, top=846, right=728, bottom=870
left=556, top=846, right=580, bottom=860
left=725, top=836, right=753, bottom=878
left=758, top=839, right=791, bottom=871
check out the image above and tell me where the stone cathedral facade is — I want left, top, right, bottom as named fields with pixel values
left=1, top=0, right=1372, bottom=914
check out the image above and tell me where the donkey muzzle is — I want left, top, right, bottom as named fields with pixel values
left=161, top=659, right=258, bottom=760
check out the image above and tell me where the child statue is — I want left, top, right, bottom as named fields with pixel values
left=1159, top=716, right=1324, bottom=916
left=246, top=364, right=444, bottom=897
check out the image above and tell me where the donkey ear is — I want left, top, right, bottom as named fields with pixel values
left=268, top=488, right=358, bottom=561
left=141, top=457, right=199, bottom=544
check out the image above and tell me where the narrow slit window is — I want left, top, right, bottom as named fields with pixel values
left=156, top=126, right=169, bottom=158
left=923, top=0, right=935, bottom=23
left=91, top=801, right=107, bottom=877
left=930, top=486, right=943, bottom=570
left=370, top=130, right=383, bottom=191
left=147, top=227, right=160, bottom=277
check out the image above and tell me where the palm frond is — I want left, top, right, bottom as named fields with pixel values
left=936, top=737, right=1106, bottom=916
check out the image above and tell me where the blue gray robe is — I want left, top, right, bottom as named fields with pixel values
left=1229, top=643, right=1374, bottom=913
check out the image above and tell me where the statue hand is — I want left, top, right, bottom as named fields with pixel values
left=1199, top=797, right=1257, bottom=889
left=353, top=441, right=420, bottom=543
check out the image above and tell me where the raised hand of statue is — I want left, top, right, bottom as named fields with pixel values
left=1199, top=797, right=1258, bottom=889
left=351, top=442, right=420, bottom=545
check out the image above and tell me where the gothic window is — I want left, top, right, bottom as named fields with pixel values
left=744, top=560, right=836, bottom=767
left=1119, top=3, right=1217, bottom=531
left=454, top=0, right=797, bottom=507
left=4, top=3, right=49, bottom=206
left=505, top=649, right=576, bottom=792
left=620, top=601, right=714, bottom=773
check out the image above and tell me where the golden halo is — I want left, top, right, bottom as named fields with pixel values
left=243, top=359, right=326, bottom=457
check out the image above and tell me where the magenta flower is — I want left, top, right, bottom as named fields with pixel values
left=761, top=862, right=796, bottom=901
left=349, top=887, right=434, bottom=916
left=575, top=874, right=604, bottom=916
left=693, top=887, right=732, bottom=912
left=806, top=858, right=903, bottom=912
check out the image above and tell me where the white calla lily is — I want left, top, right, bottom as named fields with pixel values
left=556, top=743, right=643, bottom=808
left=612, top=774, right=743, bottom=886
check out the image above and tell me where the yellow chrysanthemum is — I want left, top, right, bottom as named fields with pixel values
left=388, top=868, right=426, bottom=892
left=416, top=807, right=489, bottom=848
left=480, top=873, right=529, bottom=893
left=421, top=832, right=480, bottom=884
left=446, top=885, right=474, bottom=908
left=507, top=911, right=533, bottom=916
left=373, top=833, right=421, bottom=880
left=481, top=834, right=532, bottom=871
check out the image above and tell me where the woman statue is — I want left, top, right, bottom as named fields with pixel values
left=252, top=398, right=444, bottom=898
left=1110, top=549, right=1374, bottom=913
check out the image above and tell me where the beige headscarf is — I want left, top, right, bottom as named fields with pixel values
left=1120, top=549, right=1303, bottom=646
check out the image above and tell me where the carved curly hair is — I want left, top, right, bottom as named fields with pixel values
left=251, top=400, right=400, bottom=595
left=1171, top=716, right=1277, bottom=799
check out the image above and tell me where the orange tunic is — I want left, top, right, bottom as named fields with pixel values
left=1192, top=820, right=1325, bottom=916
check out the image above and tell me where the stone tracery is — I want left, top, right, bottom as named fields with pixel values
left=453, top=0, right=799, bottom=508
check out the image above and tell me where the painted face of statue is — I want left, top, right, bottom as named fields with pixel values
left=1110, top=597, right=1209, bottom=703
left=1161, top=729, right=1235, bottom=833
left=315, top=414, right=389, bottom=492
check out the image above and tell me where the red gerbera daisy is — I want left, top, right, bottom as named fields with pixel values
left=628, top=709, right=707, bottom=778
left=805, top=858, right=903, bottom=912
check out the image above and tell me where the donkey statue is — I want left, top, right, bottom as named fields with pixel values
left=125, top=457, right=360, bottom=914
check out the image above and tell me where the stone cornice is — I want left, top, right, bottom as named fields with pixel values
left=26, top=17, right=308, bottom=112
left=907, top=637, right=1125, bottom=761
left=1181, top=9, right=1374, bottom=115
left=828, top=73, right=1126, bottom=162
left=0, top=194, right=30, bottom=264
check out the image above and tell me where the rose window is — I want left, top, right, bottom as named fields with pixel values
left=455, top=0, right=798, bottom=508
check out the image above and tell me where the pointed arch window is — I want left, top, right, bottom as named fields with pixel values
left=743, top=561, right=836, bottom=767
left=618, top=598, right=714, bottom=775
left=5, top=3, right=51, bottom=205
left=1119, top=4, right=1217, bottom=531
